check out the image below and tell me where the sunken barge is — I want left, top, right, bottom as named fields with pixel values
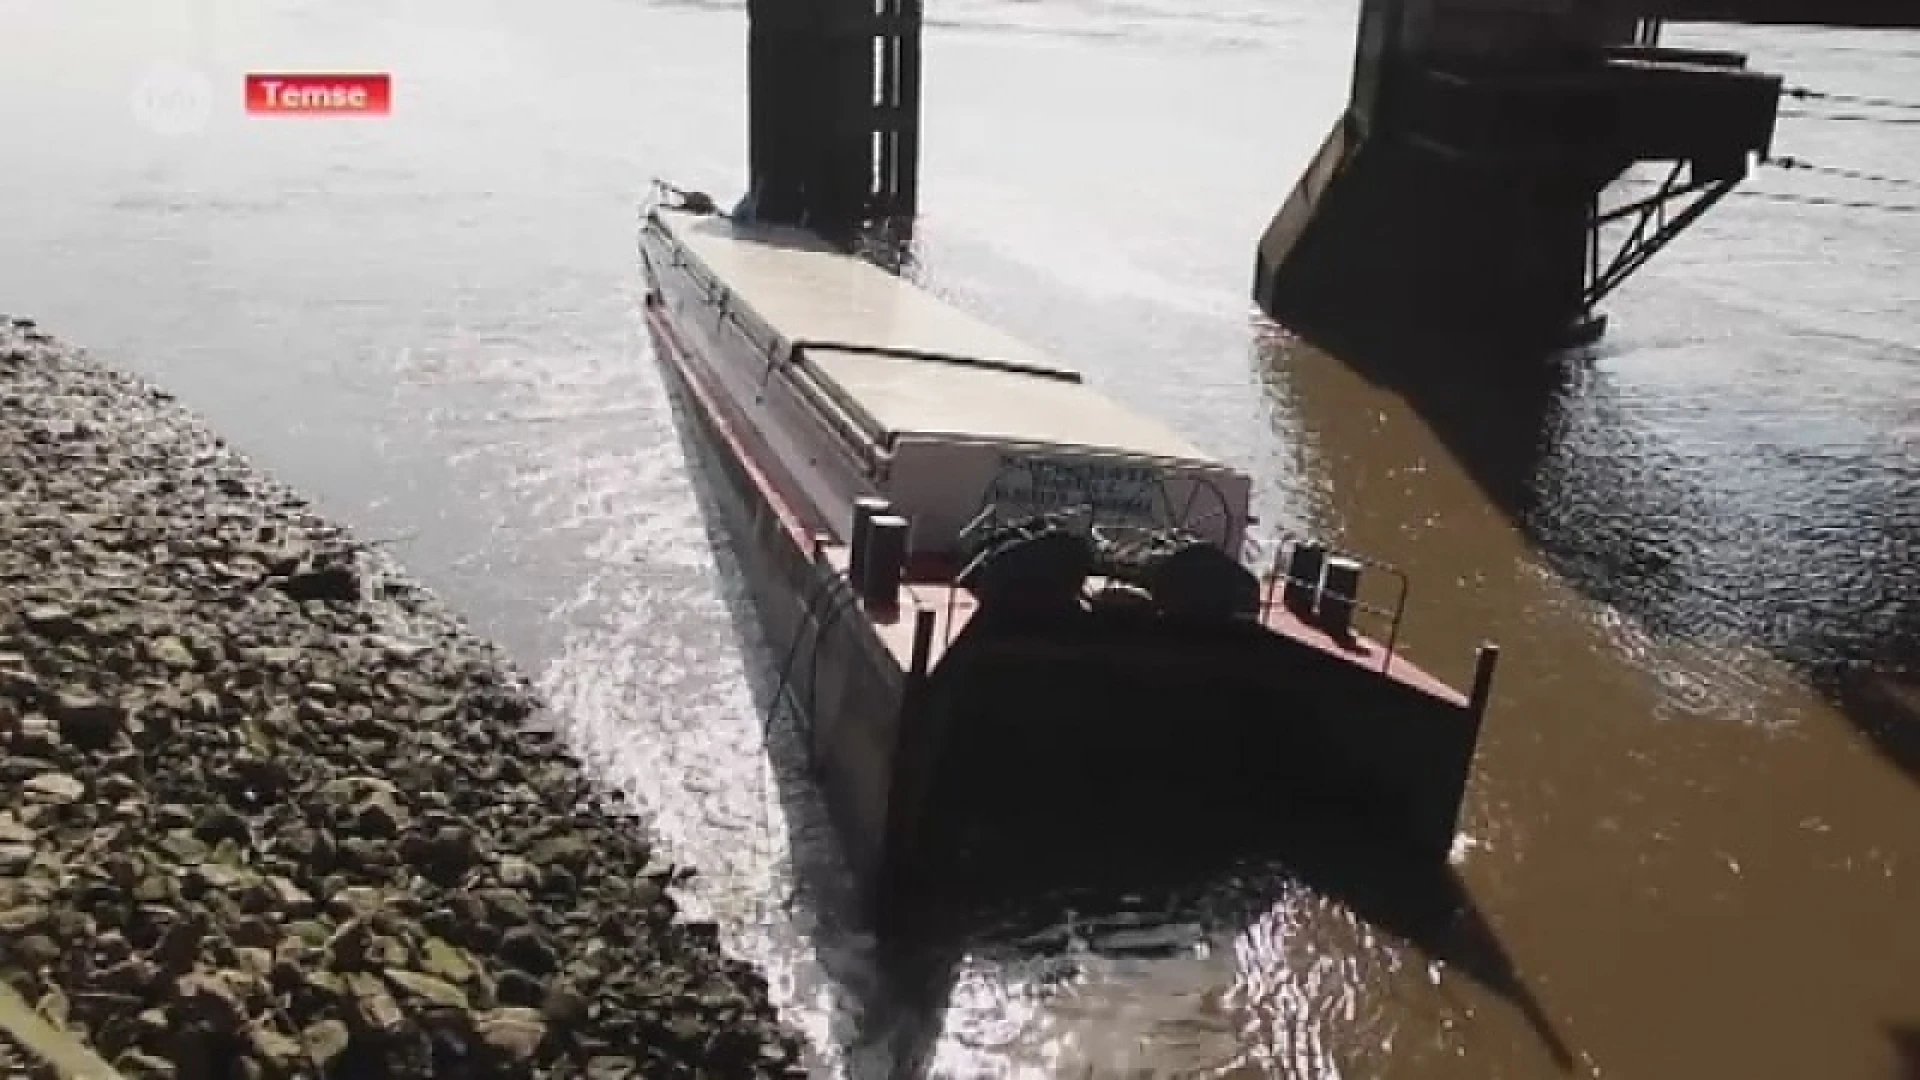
left=637, top=194, right=1498, bottom=915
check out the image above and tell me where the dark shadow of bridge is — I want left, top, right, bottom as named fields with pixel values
left=1252, top=320, right=1920, bottom=790
left=1891, top=1022, right=1920, bottom=1080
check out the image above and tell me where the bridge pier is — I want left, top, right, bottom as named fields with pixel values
left=1254, top=0, right=1781, bottom=361
left=742, top=0, right=922, bottom=235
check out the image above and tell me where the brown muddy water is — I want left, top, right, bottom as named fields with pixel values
left=2, top=0, right=1917, bottom=1076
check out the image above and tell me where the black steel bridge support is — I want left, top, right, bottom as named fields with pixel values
left=1253, top=0, right=1787, bottom=361
left=744, top=0, right=922, bottom=234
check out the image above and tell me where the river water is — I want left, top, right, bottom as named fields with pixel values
left=3, top=1, right=1917, bottom=1076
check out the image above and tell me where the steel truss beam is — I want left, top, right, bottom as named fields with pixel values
left=1585, top=161, right=1741, bottom=311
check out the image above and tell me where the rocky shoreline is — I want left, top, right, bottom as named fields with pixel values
left=0, top=317, right=804, bottom=1079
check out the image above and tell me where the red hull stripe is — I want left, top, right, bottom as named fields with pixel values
left=644, top=300, right=819, bottom=555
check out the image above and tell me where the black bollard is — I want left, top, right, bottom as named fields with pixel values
left=862, top=514, right=910, bottom=611
left=1282, top=542, right=1326, bottom=618
left=1318, top=556, right=1363, bottom=639
left=849, top=496, right=892, bottom=586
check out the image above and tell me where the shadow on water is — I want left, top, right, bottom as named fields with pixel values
left=1831, top=611, right=1920, bottom=789
left=661, top=339, right=1576, bottom=1077
left=1891, top=1023, right=1920, bottom=1080
left=1255, top=320, right=1920, bottom=789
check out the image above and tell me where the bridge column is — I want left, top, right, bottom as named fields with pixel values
left=1254, top=0, right=1781, bottom=362
left=744, top=0, right=922, bottom=232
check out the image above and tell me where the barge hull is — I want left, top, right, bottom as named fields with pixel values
left=640, top=201, right=1495, bottom=917
left=642, top=289, right=914, bottom=895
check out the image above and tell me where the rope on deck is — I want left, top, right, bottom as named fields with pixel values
left=0, top=979, right=125, bottom=1080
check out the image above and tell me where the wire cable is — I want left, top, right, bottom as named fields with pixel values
left=769, top=572, right=837, bottom=754
left=768, top=564, right=867, bottom=768
left=1761, top=155, right=1920, bottom=190
left=1730, top=190, right=1920, bottom=214
left=1784, top=86, right=1920, bottom=112
left=1779, top=107, right=1920, bottom=126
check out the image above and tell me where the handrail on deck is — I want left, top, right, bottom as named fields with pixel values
left=1258, top=534, right=1412, bottom=674
left=814, top=515, right=1415, bottom=675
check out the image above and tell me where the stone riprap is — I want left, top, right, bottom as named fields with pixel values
left=0, top=317, right=803, bottom=1079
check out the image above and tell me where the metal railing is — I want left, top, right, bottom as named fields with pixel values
left=814, top=511, right=1415, bottom=677
left=1255, top=533, right=1412, bottom=674
left=802, top=454, right=1417, bottom=673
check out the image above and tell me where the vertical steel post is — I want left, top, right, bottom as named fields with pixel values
left=744, top=0, right=921, bottom=230
left=909, top=606, right=936, bottom=677
left=1469, top=643, right=1501, bottom=721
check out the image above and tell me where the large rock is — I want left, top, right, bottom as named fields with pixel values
left=22, top=770, right=84, bottom=804
left=475, top=1007, right=547, bottom=1065
left=316, top=776, right=409, bottom=837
